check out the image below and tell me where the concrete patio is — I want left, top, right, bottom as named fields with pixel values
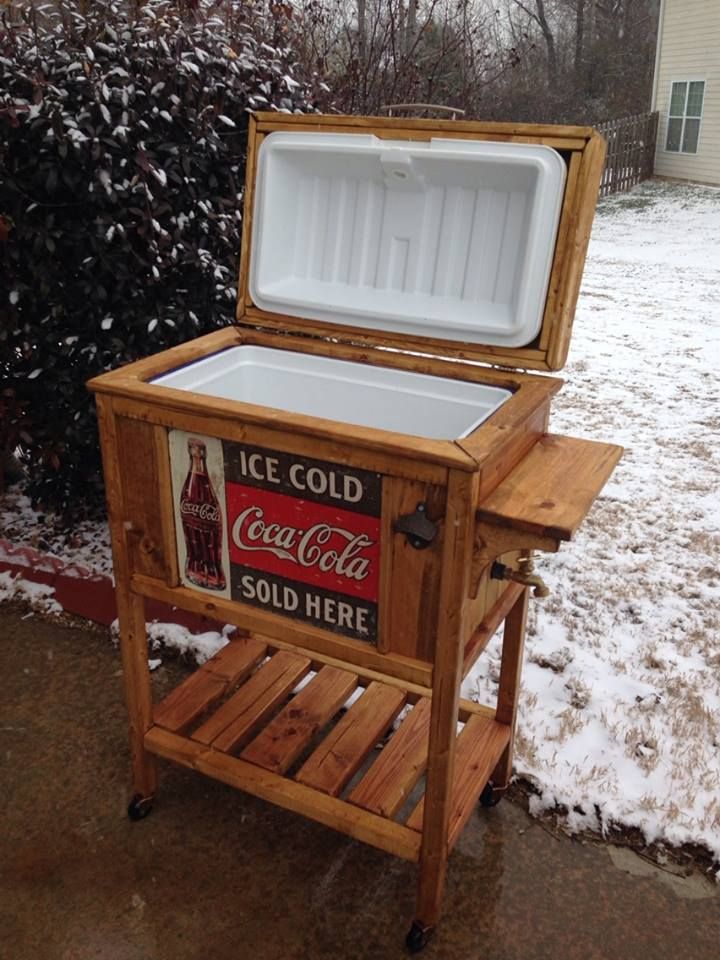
left=2, top=604, right=719, bottom=960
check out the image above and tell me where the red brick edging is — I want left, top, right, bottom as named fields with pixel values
left=0, top=539, right=224, bottom=634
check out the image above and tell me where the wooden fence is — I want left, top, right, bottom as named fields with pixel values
left=596, top=112, right=659, bottom=197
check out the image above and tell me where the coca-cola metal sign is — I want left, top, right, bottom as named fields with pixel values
left=169, top=431, right=382, bottom=643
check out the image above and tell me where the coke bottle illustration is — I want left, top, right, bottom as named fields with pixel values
left=179, top=438, right=226, bottom=591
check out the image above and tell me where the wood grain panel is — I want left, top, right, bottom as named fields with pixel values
left=477, top=434, right=623, bottom=541
left=115, top=415, right=168, bottom=582
left=379, top=478, right=446, bottom=661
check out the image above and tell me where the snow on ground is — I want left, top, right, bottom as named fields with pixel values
left=463, top=180, right=720, bottom=867
left=0, top=570, right=62, bottom=615
left=1, top=180, right=719, bottom=866
left=0, top=489, right=113, bottom=576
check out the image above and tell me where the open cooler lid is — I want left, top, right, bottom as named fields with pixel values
left=238, top=115, right=606, bottom=372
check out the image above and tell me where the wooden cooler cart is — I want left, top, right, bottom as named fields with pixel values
left=88, top=113, right=622, bottom=951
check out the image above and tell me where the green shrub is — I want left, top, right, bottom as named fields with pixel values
left=0, top=0, right=318, bottom=516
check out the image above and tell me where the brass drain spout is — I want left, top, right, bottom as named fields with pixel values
left=490, top=558, right=550, bottom=599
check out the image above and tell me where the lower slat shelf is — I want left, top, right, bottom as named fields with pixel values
left=150, top=635, right=509, bottom=860
left=145, top=725, right=422, bottom=863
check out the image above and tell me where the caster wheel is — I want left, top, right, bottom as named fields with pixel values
left=479, top=780, right=501, bottom=808
left=406, top=921, right=433, bottom=953
left=127, top=794, right=154, bottom=821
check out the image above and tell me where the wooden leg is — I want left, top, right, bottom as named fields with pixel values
left=117, top=588, right=157, bottom=802
left=490, top=585, right=529, bottom=793
left=95, top=395, right=157, bottom=806
left=410, top=471, right=478, bottom=946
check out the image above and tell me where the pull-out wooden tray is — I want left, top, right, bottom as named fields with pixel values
left=146, top=635, right=510, bottom=863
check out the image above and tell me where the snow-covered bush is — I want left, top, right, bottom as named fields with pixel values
left=0, top=0, right=318, bottom=514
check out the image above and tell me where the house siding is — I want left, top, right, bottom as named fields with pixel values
left=653, top=0, right=720, bottom=185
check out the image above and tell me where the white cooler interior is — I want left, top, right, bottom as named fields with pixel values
left=250, top=133, right=567, bottom=348
left=152, top=346, right=512, bottom=441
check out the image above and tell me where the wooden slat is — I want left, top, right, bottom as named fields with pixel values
left=153, top=637, right=268, bottom=733
left=252, top=110, right=595, bottom=140
left=477, top=433, right=623, bottom=541
left=87, top=327, right=241, bottom=392
left=458, top=379, right=558, bottom=501
left=348, top=697, right=431, bottom=818
left=490, top=588, right=530, bottom=793
left=194, top=649, right=311, bottom=750
left=237, top=327, right=523, bottom=389
left=145, top=726, right=422, bottom=863
left=93, top=378, right=477, bottom=473
left=257, top=631, right=492, bottom=723
left=414, top=468, right=478, bottom=929
left=241, top=665, right=359, bottom=774
left=115, top=415, right=168, bottom=582
left=110, top=396, right=454, bottom=486
left=540, top=149, right=582, bottom=350
left=406, top=715, right=511, bottom=848
left=257, top=634, right=432, bottom=700
left=296, top=682, right=407, bottom=797
left=546, top=131, right=607, bottom=370
left=153, top=423, right=180, bottom=586
left=130, top=574, right=433, bottom=690
left=462, top=582, right=525, bottom=678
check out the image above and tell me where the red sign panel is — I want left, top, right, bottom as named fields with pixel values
left=223, top=442, right=382, bottom=643
left=226, top=484, right=380, bottom=601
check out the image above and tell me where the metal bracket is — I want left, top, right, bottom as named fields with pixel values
left=469, top=522, right=560, bottom=598
left=395, top=503, right=438, bottom=550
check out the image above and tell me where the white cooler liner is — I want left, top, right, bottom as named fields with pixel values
left=152, top=345, right=511, bottom=441
left=250, top=133, right=567, bottom=348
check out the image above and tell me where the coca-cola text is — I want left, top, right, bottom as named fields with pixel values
left=231, top=505, right=373, bottom=584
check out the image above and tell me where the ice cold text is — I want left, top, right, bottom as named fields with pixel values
left=223, top=442, right=382, bottom=517
left=236, top=450, right=364, bottom=504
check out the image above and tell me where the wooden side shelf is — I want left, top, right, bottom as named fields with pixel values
left=147, top=636, right=509, bottom=862
left=477, top=433, right=623, bottom=541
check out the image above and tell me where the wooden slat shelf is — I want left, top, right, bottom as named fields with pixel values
left=149, top=637, right=508, bottom=856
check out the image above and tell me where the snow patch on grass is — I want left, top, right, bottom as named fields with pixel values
left=0, top=571, right=63, bottom=614
left=109, top=617, right=232, bottom=667
left=464, top=180, right=720, bottom=868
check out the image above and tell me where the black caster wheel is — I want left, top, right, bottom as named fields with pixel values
left=406, top=921, right=433, bottom=953
left=479, top=780, right=502, bottom=808
left=127, top=794, right=154, bottom=821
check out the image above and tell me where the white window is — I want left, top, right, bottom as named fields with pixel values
left=666, top=81, right=705, bottom=153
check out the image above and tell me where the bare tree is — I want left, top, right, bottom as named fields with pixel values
left=293, top=0, right=659, bottom=125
